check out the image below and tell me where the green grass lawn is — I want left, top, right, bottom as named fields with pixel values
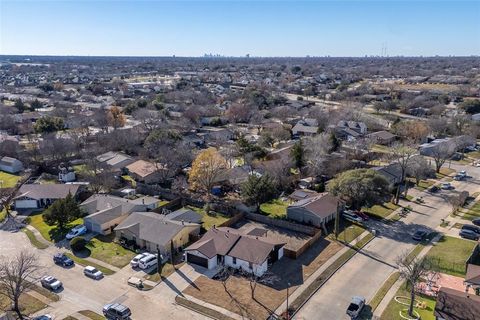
left=371, top=144, right=393, bottom=154
left=436, top=167, right=456, bottom=179
left=363, top=202, right=400, bottom=220
left=259, top=199, right=290, bottom=219
left=122, top=175, right=137, bottom=187
left=187, top=206, right=230, bottom=230
left=145, top=255, right=185, bottom=282
left=380, top=282, right=436, bottom=320
left=22, top=228, right=49, bottom=249
left=0, top=171, right=21, bottom=188
left=86, top=234, right=136, bottom=268
left=415, top=179, right=435, bottom=191
left=65, top=253, right=115, bottom=275
left=425, top=236, right=476, bottom=277
left=27, top=212, right=83, bottom=242
left=78, top=310, right=106, bottom=320
left=459, top=200, right=480, bottom=220
left=0, top=293, right=47, bottom=316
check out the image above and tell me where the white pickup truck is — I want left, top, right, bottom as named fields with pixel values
left=346, top=296, right=365, bottom=319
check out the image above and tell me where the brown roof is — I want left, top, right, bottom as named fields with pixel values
left=16, top=184, right=80, bottom=200
left=126, top=160, right=163, bottom=178
left=185, top=227, right=241, bottom=258
left=465, top=264, right=480, bottom=285
left=290, top=193, right=340, bottom=219
left=435, top=287, right=480, bottom=320
left=227, top=236, right=275, bottom=265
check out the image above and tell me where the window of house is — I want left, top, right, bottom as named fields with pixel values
left=232, top=257, right=237, bottom=264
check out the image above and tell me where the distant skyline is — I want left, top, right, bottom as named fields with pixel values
left=1, top=1, right=479, bottom=57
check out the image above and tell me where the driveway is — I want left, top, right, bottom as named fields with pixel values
left=294, top=162, right=480, bottom=320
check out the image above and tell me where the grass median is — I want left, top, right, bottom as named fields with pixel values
left=64, top=253, right=115, bottom=275
left=22, top=228, right=49, bottom=249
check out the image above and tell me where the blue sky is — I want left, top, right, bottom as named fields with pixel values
left=1, top=1, right=479, bottom=57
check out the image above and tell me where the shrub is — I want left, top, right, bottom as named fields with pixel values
left=70, top=236, right=87, bottom=251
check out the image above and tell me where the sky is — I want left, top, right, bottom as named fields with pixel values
left=0, top=0, right=479, bottom=57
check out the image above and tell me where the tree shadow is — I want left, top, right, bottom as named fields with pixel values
left=71, top=247, right=92, bottom=259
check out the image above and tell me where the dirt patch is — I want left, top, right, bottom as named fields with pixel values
left=183, top=237, right=342, bottom=319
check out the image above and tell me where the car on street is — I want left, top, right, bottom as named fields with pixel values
left=441, top=182, right=454, bottom=190
left=138, top=253, right=158, bottom=270
left=465, top=146, right=477, bottom=152
left=459, top=229, right=480, bottom=241
left=428, top=185, right=439, bottom=193
left=53, top=253, right=74, bottom=267
left=65, top=224, right=87, bottom=240
left=412, top=230, right=428, bottom=241
left=103, top=303, right=132, bottom=320
left=83, top=266, right=103, bottom=280
left=40, top=275, right=62, bottom=291
left=472, top=218, right=480, bottom=227
left=354, top=210, right=369, bottom=221
left=346, top=296, right=365, bottom=319
left=461, top=224, right=480, bottom=235
left=33, top=316, right=52, bottom=320
left=130, top=253, right=148, bottom=268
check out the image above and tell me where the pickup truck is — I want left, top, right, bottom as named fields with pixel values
left=346, top=296, right=365, bottom=319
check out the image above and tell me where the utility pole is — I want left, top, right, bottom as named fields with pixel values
left=286, top=282, right=291, bottom=320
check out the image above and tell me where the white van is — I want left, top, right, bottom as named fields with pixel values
left=138, top=253, right=158, bottom=270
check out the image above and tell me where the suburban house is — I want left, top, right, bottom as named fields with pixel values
left=288, top=189, right=319, bottom=202
left=126, top=160, right=165, bottom=184
left=367, top=130, right=397, bottom=145
left=373, top=163, right=403, bottom=189
left=58, top=166, right=76, bottom=183
left=292, top=119, right=319, bottom=136
left=419, top=135, right=476, bottom=157
left=14, top=184, right=81, bottom=210
left=82, top=194, right=161, bottom=234
left=335, top=121, right=367, bottom=141
left=185, top=226, right=285, bottom=276
left=165, top=208, right=203, bottom=224
left=114, top=211, right=201, bottom=255
left=434, top=287, right=480, bottom=320
left=464, top=263, right=480, bottom=294
left=0, top=156, right=23, bottom=174
left=197, top=127, right=234, bottom=143
left=96, top=151, right=135, bottom=171
left=214, top=165, right=255, bottom=187
left=287, top=193, right=341, bottom=229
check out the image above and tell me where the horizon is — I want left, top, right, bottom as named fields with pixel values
left=1, top=1, right=479, bottom=57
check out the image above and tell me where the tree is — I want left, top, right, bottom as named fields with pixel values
left=43, top=192, right=82, bottom=230
left=33, top=116, right=64, bottom=134
left=305, top=134, right=331, bottom=177
left=14, top=99, right=25, bottom=113
left=431, top=143, right=454, bottom=173
left=291, top=140, right=305, bottom=170
left=70, top=236, right=87, bottom=251
left=392, top=121, right=429, bottom=144
left=30, top=99, right=43, bottom=110
left=396, top=252, right=435, bottom=318
left=327, top=169, right=389, bottom=209
left=189, top=148, right=227, bottom=199
left=107, top=106, right=126, bottom=130
left=460, top=99, right=480, bottom=114
left=241, top=174, right=277, bottom=211
left=329, top=132, right=341, bottom=152
left=407, top=156, right=433, bottom=186
left=0, top=251, right=41, bottom=320
left=390, top=143, right=417, bottom=203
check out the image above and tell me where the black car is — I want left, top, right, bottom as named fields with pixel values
left=103, top=303, right=131, bottom=320
left=428, top=186, right=439, bottom=193
left=472, top=218, right=480, bottom=227
left=412, top=230, right=428, bottom=241
left=53, top=253, right=74, bottom=267
left=461, top=224, right=480, bottom=235
left=460, top=229, right=479, bottom=241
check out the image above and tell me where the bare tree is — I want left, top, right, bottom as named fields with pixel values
left=305, top=134, right=332, bottom=177
left=0, top=251, right=41, bottom=320
left=431, top=143, right=454, bottom=173
left=396, top=251, right=434, bottom=318
left=407, top=156, right=433, bottom=186
left=389, top=143, right=417, bottom=203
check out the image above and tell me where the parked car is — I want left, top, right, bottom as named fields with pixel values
left=346, top=296, right=365, bottom=319
left=40, top=276, right=62, bottom=291
left=459, top=229, right=479, bottom=241
left=65, top=225, right=87, bottom=240
left=138, top=253, right=158, bottom=270
left=33, top=316, right=52, bottom=320
left=83, top=266, right=103, bottom=280
left=103, top=303, right=132, bottom=320
left=428, top=185, right=439, bottom=193
left=454, top=175, right=465, bottom=181
left=472, top=218, right=480, bottom=227
left=130, top=253, right=148, bottom=268
left=342, top=211, right=363, bottom=223
left=412, top=230, right=428, bottom=241
left=461, top=224, right=480, bottom=235
left=441, top=182, right=453, bottom=190
left=354, top=210, right=369, bottom=221
left=459, top=170, right=467, bottom=176
left=465, top=146, right=477, bottom=152
left=53, top=253, right=74, bottom=267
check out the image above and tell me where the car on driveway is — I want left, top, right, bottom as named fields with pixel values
left=138, top=253, right=158, bottom=270
left=130, top=253, right=147, bottom=268
left=346, top=296, right=365, bottom=319
left=472, top=218, right=480, bottom=227
left=412, top=230, right=428, bottom=241
left=460, top=229, right=479, bottom=241
left=53, top=253, right=74, bottom=267
left=461, top=224, right=480, bottom=235
left=66, top=225, right=87, bottom=240
left=84, top=266, right=103, bottom=280
left=354, top=210, right=369, bottom=221
left=441, top=182, right=454, bottom=190
left=342, top=211, right=363, bottom=223
left=40, top=275, right=62, bottom=291
left=103, top=303, right=132, bottom=320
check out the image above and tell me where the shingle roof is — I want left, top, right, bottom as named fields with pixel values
left=465, top=263, right=480, bottom=285
left=126, top=160, right=163, bottom=178
left=185, top=227, right=241, bottom=258
left=434, top=287, right=480, bottom=320
left=16, top=184, right=80, bottom=200
left=166, top=208, right=203, bottom=224
left=289, top=193, right=339, bottom=220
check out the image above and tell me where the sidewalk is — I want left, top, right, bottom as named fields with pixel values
left=25, top=225, right=51, bottom=247
left=373, top=233, right=442, bottom=317
left=181, top=294, right=244, bottom=320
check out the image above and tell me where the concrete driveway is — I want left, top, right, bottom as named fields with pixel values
left=294, top=162, right=480, bottom=320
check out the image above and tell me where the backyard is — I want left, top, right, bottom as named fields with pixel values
left=260, top=198, right=290, bottom=219
left=0, top=171, right=21, bottom=188
left=187, top=205, right=230, bottom=230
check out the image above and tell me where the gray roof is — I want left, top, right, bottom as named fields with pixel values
left=0, top=156, right=20, bottom=166
left=16, top=184, right=80, bottom=200
left=166, top=208, right=203, bottom=224
left=114, top=212, right=199, bottom=247
left=96, top=151, right=134, bottom=169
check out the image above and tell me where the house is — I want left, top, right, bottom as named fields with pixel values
left=464, top=263, right=480, bottom=294
left=287, top=193, right=340, bottom=228
left=419, top=136, right=475, bottom=157
left=372, top=163, right=403, bottom=189
left=214, top=165, right=255, bottom=186
left=165, top=208, right=203, bottom=224
left=114, top=211, right=200, bottom=255
left=288, top=189, right=319, bottom=202
left=82, top=194, right=161, bottom=234
left=335, top=121, right=367, bottom=141
left=0, top=157, right=23, bottom=174
left=96, top=151, right=135, bottom=171
left=292, top=123, right=318, bottom=136
left=197, top=127, right=234, bottom=143
left=367, top=131, right=397, bottom=145
left=185, top=226, right=285, bottom=276
left=58, top=166, right=76, bottom=183
left=434, top=287, right=480, bottom=320
left=14, top=184, right=81, bottom=210
left=126, top=160, right=165, bottom=184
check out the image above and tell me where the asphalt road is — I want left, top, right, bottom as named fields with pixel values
left=294, top=163, right=480, bottom=320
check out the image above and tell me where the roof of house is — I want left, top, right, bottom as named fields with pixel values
left=16, top=184, right=80, bottom=200
left=434, top=287, right=480, bottom=320
left=288, top=189, right=319, bottom=201
left=465, top=263, right=480, bottom=285
left=292, top=123, right=318, bottom=134
left=96, top=151, right=134, bottom=169
left=114, top=211, right=199, bottom=247
left=126, top=160, right=163, bottom=178
left=0, top=156, right=21, bottom=166
left=227, top=236, right=276, bottom=265
left=166, top=208, right=203, bottom=224
left=289, top=193, right=339, bottom=220
left=185, top=227, right=241, bottom=258
left=368, top=130, right=396, bottom=140
left=373, top=163, right=403, bottom=182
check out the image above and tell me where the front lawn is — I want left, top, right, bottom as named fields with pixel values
left=86, top=234, right=136, bottom=268
left=187, top=206, right=230, bottom=230
left=380, top=282, right=436, bottom=320
left=0, top=208, right=7, bottom=222
left=65, top=253, right=115, bottom=275
left=436, top=167, right=455, bottom=179
left=425, top=236, right=476, bottom=277
left=363, top=202, right=400, bottom=220
left=78, top=310, right=106, bottom=320
left=460, top=200, right=480, bottom=220
left=415, top=179, right=435, bottom=191
left=0, top=293, right=47, bottom=316
left=22, top=228, right=49, bottom=249
left=260, top=199, right=289, bottom=219
left=27, top=212, right=83, bottom=242
left=0, top=171, right=21, bottom=188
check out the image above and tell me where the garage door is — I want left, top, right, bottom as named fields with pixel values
left=187, top=253, right=208, bottom=268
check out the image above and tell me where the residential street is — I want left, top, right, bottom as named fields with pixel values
left=294, top=163, right=480, bottom=320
